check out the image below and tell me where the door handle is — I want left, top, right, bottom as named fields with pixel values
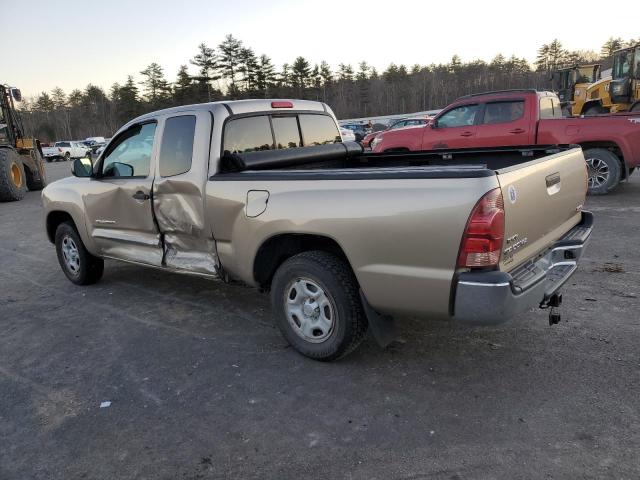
left=509, top=128, right=525, bottom=134
left=132, top=191, right=150, bottom=201
left=460, top=131, right=474, bottom=137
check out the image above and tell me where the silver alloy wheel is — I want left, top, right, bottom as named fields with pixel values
left=284, top=277, right=335, bottom=343
left=61, top=235, right=80, bottom=274
left=586, top=157, right=609, bottom=188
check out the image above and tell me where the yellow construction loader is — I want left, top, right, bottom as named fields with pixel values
left=555, top=44, right=640, bottom=116
left=0, top=84, right=47, bottom=201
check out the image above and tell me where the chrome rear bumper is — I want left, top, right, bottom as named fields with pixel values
left=452, top=211, right=593, bottom=325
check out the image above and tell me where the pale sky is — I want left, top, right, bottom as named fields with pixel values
left=2, top=0, right=638, bottom=98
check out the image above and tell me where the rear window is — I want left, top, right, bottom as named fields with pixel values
left=272, top=116, right=301, bottom=149
left=159, top=115, right=196, bottom=177
left=299, top=114, right=341, bottom=146
left=224, top=116, right=273, bottom=154
left=223, top=113, right=340, bottom=153
left=482, top=101, right=524, bottom=124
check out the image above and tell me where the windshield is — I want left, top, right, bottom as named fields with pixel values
left=613, top=50, right=631, bottom=79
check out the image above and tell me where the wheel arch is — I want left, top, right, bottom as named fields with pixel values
left=580, top=100, right=606, bottom=115
left=579, top=141, right=626, bottom=173
left=46, top=210, right=76, bottom=243
left=253, top=233, right=352, bottom=289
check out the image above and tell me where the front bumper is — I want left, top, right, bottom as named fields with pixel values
left=453, top=211, right=593, bottom=325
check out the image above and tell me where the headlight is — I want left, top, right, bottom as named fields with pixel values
left=371, top=136, right=382, bottom=148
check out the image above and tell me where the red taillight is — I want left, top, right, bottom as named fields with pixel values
left=271, top=101, right=293, bottom=108
left=457, top=188, right=505, bottom=269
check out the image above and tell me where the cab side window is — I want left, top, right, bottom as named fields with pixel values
left=436, top=105, right=479, bottom=128
left=159, top=115, right=196, bottom=177
left=482, top=101, right=524, bottom=124
left=102, top=123, right=156, bottom=178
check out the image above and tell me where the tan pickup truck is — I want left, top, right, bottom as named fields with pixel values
left=42, top=99, right=593, bottom=360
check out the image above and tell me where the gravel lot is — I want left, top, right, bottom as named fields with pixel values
left=1, top=161, right=639, bottom=479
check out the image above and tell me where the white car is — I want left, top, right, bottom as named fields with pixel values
left=340, top=127, right=356, bottom=142
left=42, top=141, right=90, bottom=162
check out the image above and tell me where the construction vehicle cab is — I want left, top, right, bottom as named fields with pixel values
left=553, top=64, right=603, bottom=116
left=0, top=84, right=47, bottom=201
left=609, top=44, right=640, bottom=113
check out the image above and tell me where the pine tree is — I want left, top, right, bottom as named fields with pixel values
left=174, top=65, right=196, bottom=105
left=238, top=47, right=259, bottom=92
left=255, top=55, right=276, bottom=96
left=190, top=43, right=219, bottom=101
left=601, top=37, right=624, bottom=57
left=338, top=63, right=354, bottom=81
left=357, top=61, right=370, bottom=81
left=218, top=34, right=243, bottom=94
left=139, top=63, right=170, bottom=103
left=35, top=92, right=55, bottom=112
left=291, top=56, right=311, bottom=97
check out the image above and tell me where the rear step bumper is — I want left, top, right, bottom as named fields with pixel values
left=452, top=211, right=593, bottom=325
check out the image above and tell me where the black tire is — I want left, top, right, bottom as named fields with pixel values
left=631, top=102, right=640, bottom=113
left=0, top=148, right=27, bottom=202
left=583, top=104, right=607, bottom=116
left=270, top=251, right=368, bottom=361
left=584, top=148, right=622, bottom=195
left=55, top=221, right=104, bottom=285
left=64, top=152, right=71, bottom=161
left=24, top=151, right=47, bottom=191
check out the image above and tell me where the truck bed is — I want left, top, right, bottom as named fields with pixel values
left=217, top=143, right=576, bottom=177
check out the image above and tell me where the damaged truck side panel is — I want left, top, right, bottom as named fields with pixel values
left=152, top=110, right=219, bottom=276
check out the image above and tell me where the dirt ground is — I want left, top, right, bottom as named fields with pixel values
left=1, top=161, right=639, bottom=479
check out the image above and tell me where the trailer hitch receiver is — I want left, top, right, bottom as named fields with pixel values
left=541, top=293, right=562, bottom=325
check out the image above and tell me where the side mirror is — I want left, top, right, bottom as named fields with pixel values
left=72, top=158, right=93, bottom=177
left=10, top=88, right=22, bottom=102
left=103, top=161, right=134, bottom=177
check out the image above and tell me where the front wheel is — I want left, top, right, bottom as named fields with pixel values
left=584, top=148, right=622, bottom=195
left=270, top=251, right=368, bottom=361
left=0, top=148, right=27, bottom=201
left=55, top=221, right=104, bottom=285
left=64, top=152, right=71, bottom=161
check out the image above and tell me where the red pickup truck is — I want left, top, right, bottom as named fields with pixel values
left=372, top=90, right=640, bottom=194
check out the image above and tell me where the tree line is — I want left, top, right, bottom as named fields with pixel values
left=18, top=35, right=638, bottom=142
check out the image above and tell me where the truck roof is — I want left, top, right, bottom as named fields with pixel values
left=456, top=90, right=556, bottom=102
left=128, top=99, right=330, bottom=126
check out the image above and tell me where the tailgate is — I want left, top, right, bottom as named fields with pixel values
left=497, top=147, right=587, bottom=271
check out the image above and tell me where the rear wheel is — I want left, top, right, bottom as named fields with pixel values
left=630, top=102, right=640, bottom=112
left=270, top=251, right=368, bottom=361
left=55, top=221, right=104, bottom=285
left=24, top=151, right=47, bottom=191
left=584, top=148, right=622, bottom=195
left=0, top=148, right=27, bottom=201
